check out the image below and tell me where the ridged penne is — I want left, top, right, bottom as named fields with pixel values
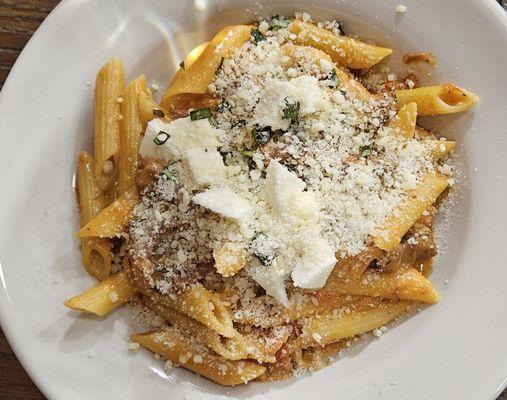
left=318, top=267, right=440, bottom=304
left=131, top=327, right=266, bottom=386
left=288, top=20, right=392, bottom=69
left=142, top=295, right=250, bottom=361
left=118, top=76, right=147, bottom=195
left=161, top=25, right=253, bottom=109
left=372, top=173, right=449, bottom=251
left=64, top=272, right=136, bottom=316
left=138, top=90, right=168, bottom=129
left=93, top=58, right=125, bottom=192
left=76, top=151, right=112, bottom=281
left=163, top=284, right=236, bottom=338
left=76, top=186, right=138, bottom=239
left=388, top=102, right=418, bottom=138
left=427, top=140, right=457, bottom=161
left=303, top=300, right=410, bottom=346
left=396, top=84, right=478, bottom=115
left=281, top=44, right=375, bottom=103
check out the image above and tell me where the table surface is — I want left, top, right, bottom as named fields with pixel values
left=0, top=1, right=506, bottom=399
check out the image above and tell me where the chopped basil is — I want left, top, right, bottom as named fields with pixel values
left=324, top=69, right=339, bottom=88
left=361, top=143, right=375, bottom=157
left=208, top=116, right=219, bottom=128
left=251, top=28, right=266, bottom=43
left=240, top=150, right=254, bottom=158
left=256, top=253, right=276, bottom=266
left=251, top=233, right=277, bottom=266
left=179, top=61, right=185, bottom=70
left=216, top=57, right=225, bottom=75
left=153, top=131, right=170, bottom=145
left=153, top=109, right=165, bottom=118
left=190, top=108, right=212, bottom=121
left=282, top=98, right=300, bottom=123
left=216, top=98, right=230, bottom=113
left=269, top=16, right=292, bottom=30
left=162, top=166, right=178, bottom=181
left=252, top=125, right=273, bottom=145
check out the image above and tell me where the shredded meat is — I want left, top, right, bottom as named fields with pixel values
left=136, top=158, right=164, bottom=192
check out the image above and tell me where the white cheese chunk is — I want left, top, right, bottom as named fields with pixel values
left=192, top=187, right=251, bottom=222
left=264, top=160, right=319, bottom=222
left=140, top=117, right=222, bottom=162
left=252, top=79, right=295, bottom=131
left=290, top=75, right=329, bottom=116
left=291, top=235, right=337, bottom=289
left=249, top=261, right=290, bottom=308
left=184, top=148, right=225, bottom=186
left=252, top=76, right=328, bottom=130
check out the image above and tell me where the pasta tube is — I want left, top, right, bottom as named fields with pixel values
left=396, top=84, right=478, bottom=115
left=372, top=173, right=449, bottom=251
left=93, top=58, right=125, bottom=192
left=161, top=25, right=253, bottom=108
left=76, top=151, right=112, bottom=280
left=118, top=75, right=147, bottom=195
left=289, top=20, right=392, bottom=69
left=76, top=186, right=138, bottom=238
left=64, top=272, right=136, bottom=316
left=131, top=327, right=266, bottom=386
left=319, top=267, right=440, bottom=304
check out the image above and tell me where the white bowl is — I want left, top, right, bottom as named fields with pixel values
left=1, top=0, right=506, bottom=399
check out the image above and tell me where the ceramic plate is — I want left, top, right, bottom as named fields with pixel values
left=0, top=0, right=506, bottom=399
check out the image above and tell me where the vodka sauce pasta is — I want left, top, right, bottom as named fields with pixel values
left=66, top=13, right=477, bottom=386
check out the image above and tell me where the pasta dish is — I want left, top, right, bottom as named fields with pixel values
left=65, top=14, right=477, bottom=385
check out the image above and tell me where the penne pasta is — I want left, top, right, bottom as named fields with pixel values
left=93, top=58, right=125, bottom=192
left=161, top=25, right=253, bottom=109
left=118, top=76, right=147, bottom=195
left=76, top=151, right=112, bottom=281
left=131, top=327, right=266, bottom=386
left=162, top=285, right=236, bottom=338
left=427, top=139, right=457, bottom=161
left=281, top=44, right=375, bottom=103
left=396, top=84, right=478, bottom=115
left=288, top=20, right=392, bottom=69
left=142, top=295, right=250, bottom=361
left=64, top=272, right=136, bottom=316
left=388, top=102, right=418, bottom=138
left=319, top=267, right=440, bottom=304
left=138, top=90, right=168, bottom=128
left=303, top=300, right=410, bottom=346
left=76, top=186, right=138, bottom=239
left=81, top=239, right=112, bottom=282
left=372, top=173, right=449, bottom=251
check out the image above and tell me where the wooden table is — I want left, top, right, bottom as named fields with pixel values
left=0, top=1, right=505, bottom=399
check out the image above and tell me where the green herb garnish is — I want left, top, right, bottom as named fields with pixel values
left=153, top=109, right=165, bottom=118
left=208, top=116, right=219, bottom=128
left=179, top=61, right=185, bottom=70
left=251, top=28, right=266, bottom=43
left=153, top=131, right=170, bottom=145
left=360, top=143, right=375, bottom=157
left=162, top=166, right=178, bottom=181
left=269, top=16, right=292, bottom=30
left=252, top=125, right=273, bottom=145
left=282, top=98, right=300, bottom=123
left=241, top=150, right=254, bottom=158
left=324, top=69, right=339, bottom=88
left=190, top=108, right=212, bottom=121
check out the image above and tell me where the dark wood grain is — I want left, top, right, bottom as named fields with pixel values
left=0, top=1, right=505, bottom=399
